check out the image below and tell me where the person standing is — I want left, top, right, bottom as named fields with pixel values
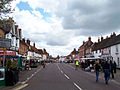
left=94, top=61, right=101, bottom=82
left=75, top=60, right=79, bottom=70
left=114, top=61, right=117, bottom=73
left=110, top=60, right=114, bottom=79
left=43, top=60, right=46, bottom=68
left=103, top=60, right=110, bottom=84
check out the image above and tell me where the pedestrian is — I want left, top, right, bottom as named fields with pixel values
left=43, top=60, right=46, bottom=68
left=113, top=61, right=117, bottom=73
left=94, top=61, right=101, bottom=82
left=75, top=60, right=79, bottom=70
left=103, top=60, right=110, bottom=84
left=110, top=60, right=114, bottom=79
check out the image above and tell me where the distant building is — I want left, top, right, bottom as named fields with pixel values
left=78, top=37, right=93, bottom=58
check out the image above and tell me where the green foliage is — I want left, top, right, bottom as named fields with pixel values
left=0, top=0, right=14, bottom=29
left=0, top=18, right=13, bottom=29
left=0, top=0, right=13, bottom=17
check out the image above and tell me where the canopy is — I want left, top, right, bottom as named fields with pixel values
left=74, top=56, right=83, bottom=60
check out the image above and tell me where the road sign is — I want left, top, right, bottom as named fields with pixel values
left=0, top=38, right=11, bottom=48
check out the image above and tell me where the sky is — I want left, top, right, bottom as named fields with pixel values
left=10, top=0, right=120, bottom=57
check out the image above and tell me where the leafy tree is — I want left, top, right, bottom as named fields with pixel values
left=0, top=0, right=13, bottom=18
left=0, top=0, right=14, bottom=29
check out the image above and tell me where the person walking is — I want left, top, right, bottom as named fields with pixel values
left=42, top=60, right=46, bottom=68
left=94, top=61, right=101, bottom=82
left=110, top=60, right=114, bottom=79
left=113, top=61, right=117, bottom=73
left=103, top=60, right=110, bottom=84
left=75, top=60, right=79, bottom=70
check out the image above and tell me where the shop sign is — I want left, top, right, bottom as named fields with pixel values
left=0, top=38, right=11, bottom=48
left=0, top=51, right=16, bottom=56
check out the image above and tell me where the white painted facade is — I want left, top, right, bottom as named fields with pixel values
left=43, top=54, right=47, bottom=60
left=111, top=44, right=120, bottom=68
left=93, top=50, right=102, bottom=58
left=5, top=22, right=20, bottom=52
left=27, top=50, right=43, bottom=61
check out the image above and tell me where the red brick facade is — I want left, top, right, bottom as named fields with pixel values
left=78, top=37, right=93, bottom=58
left=18, top=39, right=28, bottom=55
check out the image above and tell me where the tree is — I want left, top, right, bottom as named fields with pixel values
left=0, top=0, right=14, bottom=30
left=0, top=0, right=13, bottom=18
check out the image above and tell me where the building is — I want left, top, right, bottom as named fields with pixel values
left=42, top=49, right=49, bottom=60
left=70, top=48, right=78, bottom=59
left=18, top=38, right=29, bottom=56
left=78, top=37, right=93, bottom=58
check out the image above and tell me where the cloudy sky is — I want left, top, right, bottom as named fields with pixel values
left=11, top=0, right=120, bottom=57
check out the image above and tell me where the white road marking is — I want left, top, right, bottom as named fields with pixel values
left=19, top=67, right=42, bottom=84
left=61, top=70, right=63, bottom=74
left=13, top=84, right=28, bottom=90
left=74, top=83, right=82, bottom=90
left=57, top=64, right=61, bottom=71
left=64, top=74, right=70, bottom=80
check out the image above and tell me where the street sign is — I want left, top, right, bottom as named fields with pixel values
left=0, top=38, right=11, bottom=48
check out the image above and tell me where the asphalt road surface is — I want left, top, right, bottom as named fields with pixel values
left=14, top=63, right=120, bottom=90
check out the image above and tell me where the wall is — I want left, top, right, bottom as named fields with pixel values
left=111, top=44, right=120, bottom=68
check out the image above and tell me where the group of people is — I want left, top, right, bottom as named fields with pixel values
left=95, top=60, right=116, bottom=84
left=75, top=60, right=117, bottom=84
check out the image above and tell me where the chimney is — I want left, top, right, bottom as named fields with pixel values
left=33, top=42, right=35, bottom=47
left=98, top=38, right=100, bottom=43
left=113, top=32, right=116, bottom=37
left=19, top=29, right=21, bottom=38
left=74, top=48, right=76, bottom=52
left=83, top=41, right=85, bottom=45
left=22, top=38, right=25, bottom=42
left=101, top=36, right=103, bottom=41
left=27, top=39, right=30, bottom=45
left=106, top=36, right=108, bottom=39
left=88, top=36, right=91, bottom=41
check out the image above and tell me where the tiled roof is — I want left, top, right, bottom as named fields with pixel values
left=38, top=49, right=43, bottom=54
left=103, top=34, right=120, bottom=48
left=92, top=34, right=120, bottom=51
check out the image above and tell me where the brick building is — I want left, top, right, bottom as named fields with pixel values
left=78, top=37, right=93, bottom=58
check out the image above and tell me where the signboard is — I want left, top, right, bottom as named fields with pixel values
left=0, top=51, right=16, bottom=56
left=0, top=38, right=11, bottom=48
left=0, top=68, right=5, bottom=80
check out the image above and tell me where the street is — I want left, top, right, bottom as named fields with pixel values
left=13, top=63, right=120, bottom=90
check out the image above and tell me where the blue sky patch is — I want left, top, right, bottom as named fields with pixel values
left=35, top=8, right=52, bottom=20
left=17, top=1, right=52, bottom=22
left=17, top=1, right=33, bottom=12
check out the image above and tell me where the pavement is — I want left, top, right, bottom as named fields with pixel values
left=0, top=65, right=42, bottom=90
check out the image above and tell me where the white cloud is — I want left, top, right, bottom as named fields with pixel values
left=11, top=0, right=120, bottom=57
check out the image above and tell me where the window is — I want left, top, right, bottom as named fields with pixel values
left=116, top=45, right=119, bottom=52
left=109, top=48, right=111, bottom=54
left=96, top=51, right=97, bottom=53
left=117, top=57, right=119, bottom=66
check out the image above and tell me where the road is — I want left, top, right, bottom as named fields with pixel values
left=13, top=63, right=120, bottom=90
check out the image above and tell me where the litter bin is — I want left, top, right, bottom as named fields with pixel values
left=0, top=67, right=5, bottom=86
left=5, top=68, right=19, bottom=86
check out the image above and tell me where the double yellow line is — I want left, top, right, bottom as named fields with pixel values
left=12, top=84, right=28, bottom=90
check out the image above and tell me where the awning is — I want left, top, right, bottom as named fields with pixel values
left=74, top=56, right=83, bottom=60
